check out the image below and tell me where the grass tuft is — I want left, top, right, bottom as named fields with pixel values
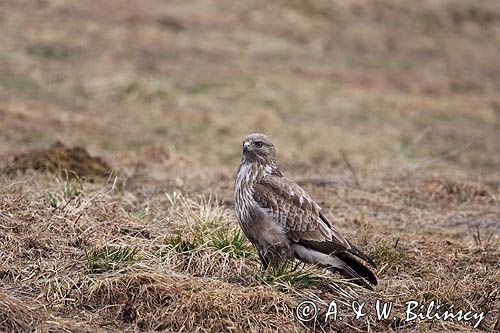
left=166, top=234, right=197, bottom=253
left=85, top=245, right=139, bottom=273
left=263, top=262, right=322, bottom=289
left=64, top=178, right=83, bottom=200
left=370, top=241, right=415, bottom=273
left=210, top=228, right=252, bottom=258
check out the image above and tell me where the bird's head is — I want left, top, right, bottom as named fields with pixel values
left=241, top=133, right=277, bottom=165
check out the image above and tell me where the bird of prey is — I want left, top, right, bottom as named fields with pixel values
left=234, top=133, right=377, bottom=289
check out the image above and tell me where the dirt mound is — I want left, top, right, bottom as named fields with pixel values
left=2, top=142, right=112, bottom=178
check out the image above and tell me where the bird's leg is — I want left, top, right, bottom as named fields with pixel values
left=258, top=251, right=270, bottom=271
left=290, top=259, right=302, bottom=272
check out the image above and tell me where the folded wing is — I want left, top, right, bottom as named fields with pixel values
left=253, top=175, right=377, bottom=288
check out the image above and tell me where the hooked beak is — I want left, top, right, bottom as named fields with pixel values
left=243, top=141, right=251, bottom=153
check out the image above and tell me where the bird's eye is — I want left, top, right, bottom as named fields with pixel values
left=254, top=141, right=263, bottom=148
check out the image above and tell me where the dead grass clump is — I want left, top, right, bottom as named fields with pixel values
left=430, top=179, right=490, bottom=201
left=77, top=272, right=299, bottom=332
left=157, top=192, right=258, bottom=280
left=157, top=244, right=256, bottom=282
left=0, top=291, right=43, bottom=333
left=2, top=141, right=112, bottom=178
left=404, top=178, right=493, bottom=208
left=370, top=240, right=415, bottom=275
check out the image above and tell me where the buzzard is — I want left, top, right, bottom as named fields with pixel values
left=234, top=133, right=377, bottom=289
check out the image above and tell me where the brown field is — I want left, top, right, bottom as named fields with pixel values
left=1, top=0, right=499, bottom=332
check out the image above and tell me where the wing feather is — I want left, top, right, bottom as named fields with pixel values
left=253, top=176, right=350, bottom=250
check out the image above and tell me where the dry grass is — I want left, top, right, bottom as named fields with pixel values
left=0, top=291, right=42, bottom=333
left=0, top=172, right=498, bottom=332
left=1, top=0, right=499, bottom=332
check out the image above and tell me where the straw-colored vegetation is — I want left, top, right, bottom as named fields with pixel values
left=1, top=0, right=499, bottom=332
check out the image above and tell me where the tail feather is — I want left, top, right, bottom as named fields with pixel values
left=333, top=252, right=378, bottom=288
left=346, top=240, right=377, bottom=269
left=298, top=239, right=377, bottom=269
left=331, top=263, right=374, bottom=290
left=293, top=244, right=377, bottom=289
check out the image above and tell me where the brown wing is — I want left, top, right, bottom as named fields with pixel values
left=253, top=175, right=350, bottom=251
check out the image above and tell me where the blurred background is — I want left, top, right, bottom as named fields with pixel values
left=0, top=0, right=500, bottom=183
left=1, top=0, right=499, bottom=186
